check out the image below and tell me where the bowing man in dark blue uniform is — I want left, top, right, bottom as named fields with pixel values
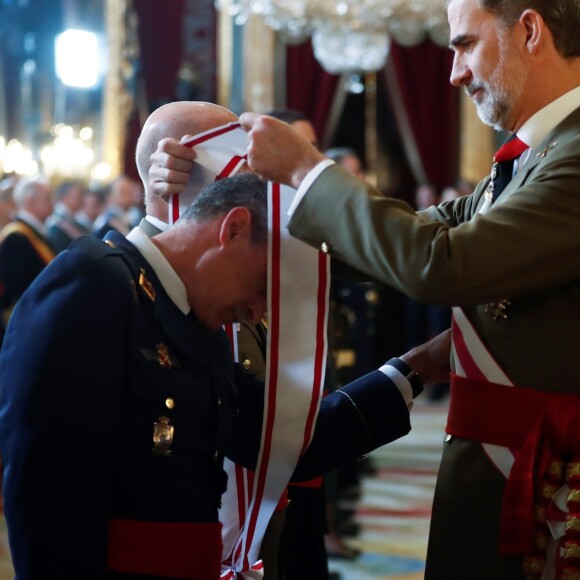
left=0, top=172, right=422, bottom=580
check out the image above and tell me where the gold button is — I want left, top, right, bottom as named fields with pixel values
left=165, top=397, right=175, bottom=410
left=104, top=240, right=116, bottom=248
left=321, top=242, right=329, bottom=253
left=365, top=289, right=379, bottom=305
left=242, top=359, right=252, bottom=370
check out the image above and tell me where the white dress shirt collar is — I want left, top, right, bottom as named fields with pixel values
left=144, top=214, right=170, bottom=232
left=54, top=202, right=74, bottom=219
left=126, top=226, right=190, bottom=314
left=518, top=85, right=580, bottom=148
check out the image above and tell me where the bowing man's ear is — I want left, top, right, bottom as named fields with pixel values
left=218, top=207, right=252, bottom=247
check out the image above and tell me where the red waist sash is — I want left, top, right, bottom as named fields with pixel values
left=447, top=373, right=580, bottom=557
left=107, top=518, right=223, bottom=579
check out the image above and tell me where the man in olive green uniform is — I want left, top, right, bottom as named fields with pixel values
left=238, top=1, right=580, bottom=578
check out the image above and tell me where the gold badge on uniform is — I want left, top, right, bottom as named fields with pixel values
left=139, top=268, right=156, bottom=302
left=156, top=343, right=172, bottom=369
left=537, top=141, right=557, bottom=159
left=152, top=416, right=174, bottom=456
left=485, top=299, right=511, bottom=320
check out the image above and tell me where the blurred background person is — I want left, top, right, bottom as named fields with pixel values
left=0, top=178, right=55, bottom=344
left=92, top=174, right=139, bottom=238
left=127, top=177, right=146, bottom=227
left=414, top=182, right=439, bottom=211
left=76, top=187, right=106, bottom=232
left=325, top=147, right=367, bottom=182
left=46, top=180, right=90, bottom=253
left=440, top=178, right=474, bottom=203
left=0, top=176, right=18, bottom=229
left=267, top=109, right=319, bottom=148
left=440, top=185, right=462, bottom=203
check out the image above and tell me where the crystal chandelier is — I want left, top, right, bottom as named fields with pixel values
left=215, top=0, right=449, bottom=74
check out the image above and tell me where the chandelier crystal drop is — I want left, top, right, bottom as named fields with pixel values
left=215, top=0, right=449, bottom=73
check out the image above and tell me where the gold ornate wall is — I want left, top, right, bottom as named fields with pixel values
left=217, top=3, right=276, bottom=112
left=103, top=0, right=138, bottom=178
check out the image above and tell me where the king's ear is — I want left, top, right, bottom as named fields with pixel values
left=520, top=9, right=543, bottom=55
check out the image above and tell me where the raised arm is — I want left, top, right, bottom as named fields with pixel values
left=239, top=112, right=326, bottom=188
left=148, top=137, right=197, bottom=199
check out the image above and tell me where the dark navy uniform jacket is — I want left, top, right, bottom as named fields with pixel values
left=0, top=232, right=416, bottom=578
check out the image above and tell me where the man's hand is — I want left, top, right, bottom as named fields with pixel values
left=239, top=113, right=326, bottom=189
left=148, top=137, right=197, bottom=200
left=400, top=328, right=452, bottom=385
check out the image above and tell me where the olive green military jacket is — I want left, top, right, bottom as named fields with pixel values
left=288, top=107, right=580, bottom=579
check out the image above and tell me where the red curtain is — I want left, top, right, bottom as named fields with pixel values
left=285, top=42, right=339, bottom=142
left=134, top=0, right=186, bottom=107
left=285, top=38, right=460, bottom=191
left=389, top=41, right=459, bottom=188
left=122, top=0, right=186, bottom=178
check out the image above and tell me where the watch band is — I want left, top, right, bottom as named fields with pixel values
left=385, top=357, right=423, bottom=398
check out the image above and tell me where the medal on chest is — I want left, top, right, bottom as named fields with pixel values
left=484, top=299, right=511, bottom=320
left=152, top=416, right=174, bottom=456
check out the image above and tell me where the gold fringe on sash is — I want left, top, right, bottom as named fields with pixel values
left=0, top=222, right=55, bottom=265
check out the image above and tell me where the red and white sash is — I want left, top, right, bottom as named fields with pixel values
left=451, top=308, right=574, bottom=578
left=168, top=122, right=248, bottom=224
left=220, top=182, right=329, bottom=578
left=173, top=124, right=330, bottom=578
left=451, top=306, right=515, bottom=477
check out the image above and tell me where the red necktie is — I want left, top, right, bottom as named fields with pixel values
left=494, top=135, right=529, bottom=163
left=490, top=135, right=529, bottom=201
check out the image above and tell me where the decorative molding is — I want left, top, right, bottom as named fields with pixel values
left=103, top=0, right=138, bottom=176
left=243, top=15, right=275, bottom=113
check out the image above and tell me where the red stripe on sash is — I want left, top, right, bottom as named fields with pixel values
left=301, top=251, right=328, bottom=453
left=216, top=156, right=246, bottom=181
left=172, top=193, right=180, bottom=224
left=182, top=123, right=242, bottom=148
left=240, top=183, right=282, bottom=570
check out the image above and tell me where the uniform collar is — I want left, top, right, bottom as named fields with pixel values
left=105, top=230, right=226, bottom=366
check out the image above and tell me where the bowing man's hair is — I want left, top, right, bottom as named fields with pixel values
left=181, top=173, right=268, bottom=246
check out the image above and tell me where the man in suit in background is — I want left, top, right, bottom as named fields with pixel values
left=0, top=178, right=54, bottom=341
left=46, top=180, right=90, bottom=253
left=238, top=0, right=580, bottom=577
left=92, top=175, right=140, bottom=239
left=0, top=176, right=17, bottom=229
